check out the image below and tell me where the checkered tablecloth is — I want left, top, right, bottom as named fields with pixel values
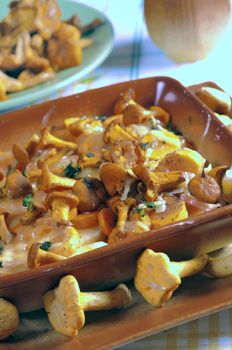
left=122, top=310, right=232, bottom=350
left=62, top=1, right=232, bottom=349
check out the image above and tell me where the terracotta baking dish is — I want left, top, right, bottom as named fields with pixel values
left=0, top=76, right=232, bottom=313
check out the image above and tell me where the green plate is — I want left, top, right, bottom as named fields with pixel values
left=0, top=0, right=114, bottom=113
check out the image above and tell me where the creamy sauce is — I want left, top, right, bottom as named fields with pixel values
left=0, top=216, right=106, bottom=275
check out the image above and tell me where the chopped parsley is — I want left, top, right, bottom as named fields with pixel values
left=0, top=242, right=4, bottom=255
left=135, top=201, right=158, bottom=217
left=83, top=178, right=92, bottom=189
left=40, top=241, right=52, bottom=251
left=86, top=152, right=94, bottom=158
left=140, top=142, right=149, bottom=150
left=0, top=261, right=3, bottom=268
left=23, top=194, right=34, bottom=211
left=146, top=202, right=156, bottom=209
left=135, top=207, right=145, bottom=217
left=64, top=164, right=81, bottom=179
left=97, top=115, right=107, bottom=122
left=21, top=169, right=27, bottom=177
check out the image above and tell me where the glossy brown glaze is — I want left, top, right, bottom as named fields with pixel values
left=0, top=276, right=232, bottom=349
left=189, top=81, right=232, bottom=118
left=0, top=76, right=232, bottom=313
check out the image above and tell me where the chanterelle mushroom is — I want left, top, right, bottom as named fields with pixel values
left=2, top=0, right=61, bottom=40
left=0, top=68, right=23, bottom=100
left=204, top=251, right=232, bottom=278
left=0, top=298, right=19, bottom=340
left=0, top=70, right=23, bottom=93
left=50, top=226, right=81, bottom=257
left=195, top=86, right=231, bottom=115
left=73, top=177, right=107, bottom=213
left=12, top=143, right=30, bottom=167
left=99, top=162, right=132, bottom=197
left=134, top=249, right=208, bottom=307
left=105, top=140, right=139, bottom=170
left=45, top=191, right=79, bottom=224
left=41, top=164, right=76, bottom=192
left=18, top=70, right=56, bottom=89
left=43, top=275, right=132, bottom=337
left=122, top=102, right=155, bottom=127
left=39, top=127, right=77, bottom=150
left=104, top=123, right=135, bottom=144
left=47, top=23, right=82, bottom=71
left=6, top=169, right=32, bottom=198
left=113, top=88, right=136, bottom=114
left=107, top=197, right=137, bottom=243
left=27, top=242, right=65, bottom=268
left=133, top=164, right=185, bottom=201
left=188, top=174, right=221, bottom=204
left=0, top=170, right=6, bottom=190
left=0, top=213, right=13, bottom=244
left=221, top=168, right=232, bottom=202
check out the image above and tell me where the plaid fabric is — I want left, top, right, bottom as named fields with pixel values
left=46, top=0, right=232, bottom=348
left=121, top=309, right=232, bottom=350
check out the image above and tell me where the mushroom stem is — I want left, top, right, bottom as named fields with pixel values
left=40, top=127, right=77, bottom=150
left=204, top=253, right=232, bottom=278
left=6, top=169, right=32, bottom=198
left=134, top=249, right=209, bottom=307
left=107, top=198, right=137, bottom=243
left=133, top=165, right=185, bottom=201
left=80, top=284, right=132, bottom=311
left=45, top=191, right=79, bottom=224
left=117, top=203, right=129, bottom=232
left=41, top=164, right=76, bottom=191
left=172, top=254, right=209, bottom=278
left=43, top=275, right=132, bottom=337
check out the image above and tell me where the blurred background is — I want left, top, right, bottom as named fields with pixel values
left=1, top=0, right=232, bottom=111
left=68, top=0, right=232, bottom=95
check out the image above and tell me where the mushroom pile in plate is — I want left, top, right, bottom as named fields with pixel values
left=0, top=0, right=102, bottom=100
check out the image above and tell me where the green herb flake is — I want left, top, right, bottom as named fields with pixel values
left=40, top=241, right=52, bottom=251
left=64, top=164, right=81, bottom=179
left=135, top=207, right=145, bottom=218
left=0, top=242, right=4, bottom=255
left=22, top=169, right=27, bottom=177
left=140, top=142, right=149, bottom=150
left=0, top=261, right=3, bottom=268
left=97, top=115, right=107, bottom=122
left=23, top=194, right=34, bottom=211
left=86, top=152, right=94, bottom=158
left=135, top=201, right=157, bottom=217
left=146, top=202, right=156, bottom=209
left=83, top=178, right=92, bottom=189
